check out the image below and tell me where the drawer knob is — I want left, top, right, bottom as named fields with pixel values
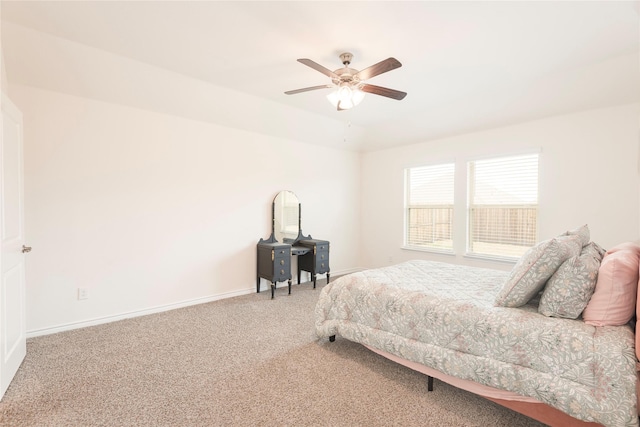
left=321, top=255, right=325, bottom=260
left=280, top=269, right=285, bottom=275
left=321, top=263, right=325, bottom=268
left=280, top=259, right=285, bottom=265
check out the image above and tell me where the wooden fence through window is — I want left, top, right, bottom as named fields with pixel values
left=407, top=205, right=537, bottom=249
left=469, top=206, right=537, bottom=247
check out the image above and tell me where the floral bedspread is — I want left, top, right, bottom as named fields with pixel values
left=315, top=260, right=638, bottom=427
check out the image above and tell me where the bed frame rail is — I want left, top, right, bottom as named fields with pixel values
left=326, top=335, right=603, bottom=426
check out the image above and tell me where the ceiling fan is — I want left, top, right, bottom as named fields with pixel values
left=285, top=52, right=407, bottom=111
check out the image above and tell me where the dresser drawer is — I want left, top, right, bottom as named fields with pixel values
left=316, top=258, right=329, bottom=274
left=298, top=239, right=329, bottom=253
left=315, top=242, right=329, bottom=252
left=273, top=247, right=289, bottom=258
left=273, top=253, right=291, bottom=281
left=316, top=249, right=329, bottom=262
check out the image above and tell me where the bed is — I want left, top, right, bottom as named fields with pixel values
left=315, top=233, right=640, bottom=427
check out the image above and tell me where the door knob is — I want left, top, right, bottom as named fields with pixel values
left=21, top=245, right=32, bottom=253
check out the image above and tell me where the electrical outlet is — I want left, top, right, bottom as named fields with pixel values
left=78, top=288, right=89, bottom=300
left=388, top=256, right=394, bottom=264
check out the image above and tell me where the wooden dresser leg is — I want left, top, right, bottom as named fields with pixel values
left=329, top=335, right=336, bottom=342
left=427, top=376, right=434, bottom=391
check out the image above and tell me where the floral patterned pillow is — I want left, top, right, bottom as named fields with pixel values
left=560, top=224, right=590, bottom=247
left=495, top=236, right=580, bottom=308
left=538, top=242, right=605, bottom=319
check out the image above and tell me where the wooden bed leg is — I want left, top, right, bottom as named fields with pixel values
left=329, top=335, right=335, bottom=342
left=427, top=375, right=434, bottom=391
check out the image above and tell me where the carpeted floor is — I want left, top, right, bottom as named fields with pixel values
left=0, top=280, right=546, bottom=426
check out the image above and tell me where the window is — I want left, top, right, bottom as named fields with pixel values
left=405, top=163, right=455, bottom=251
left=467, top=153, right=539, bottom=259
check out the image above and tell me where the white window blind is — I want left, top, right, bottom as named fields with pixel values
left=468, top=153, right=538, bottom=258
left=405, top=163, right=455, bottom=251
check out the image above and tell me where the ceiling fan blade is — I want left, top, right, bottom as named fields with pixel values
left=361, top=84, right=407, bottom=100
left=297, top=58, right=339, bottom=79
left=285, top=84, right=333, bottom=95
left=355, top=57, right=402, bottom=81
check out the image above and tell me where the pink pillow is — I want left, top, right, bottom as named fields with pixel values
left=605, top=242, right=640, bottom=257
left=583, top=250, right=639, bottom=326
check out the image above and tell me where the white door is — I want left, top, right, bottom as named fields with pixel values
left=0, top=93, right=26, bottom=400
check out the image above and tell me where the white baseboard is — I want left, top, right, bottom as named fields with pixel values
left=26, top=287, right=254, bottom=338
left=26, top=268, right=363, bottom=338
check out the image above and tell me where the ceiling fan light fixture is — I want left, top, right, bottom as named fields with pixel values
left=326, top=85, right=365, bottom=110
left=338, top=85, right=352, bottom=102
left=351, top=88, right=365, bottom=106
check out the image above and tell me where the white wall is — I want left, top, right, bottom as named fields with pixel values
left=0, top=8, right=5, bottom=93
left=1, top=52, right=7, bottom=94
left=361, top=103, right=640, bottom=271
left=11, top=86, right=639, bottom=336
left=11, top=84, right=361, bottom=335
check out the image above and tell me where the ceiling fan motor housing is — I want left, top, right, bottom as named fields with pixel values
left=334, top=53, right=360, bottom=86
left=339, top=52, right=353, bottom=65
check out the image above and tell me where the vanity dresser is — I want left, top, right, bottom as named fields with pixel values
left=257, top=191, right=330, bottom=298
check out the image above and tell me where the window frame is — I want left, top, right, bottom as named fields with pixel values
left=403, top=161, right=456, bottom=254
left=465, top=152, right=540, bottom=261
left=402, top=150, right=541, bottom=263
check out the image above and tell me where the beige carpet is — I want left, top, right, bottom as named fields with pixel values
left=0, top=280, right=546, bottom=426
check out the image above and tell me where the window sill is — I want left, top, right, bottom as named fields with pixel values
left=402, top=246, right=455, bottom=256
left=463, top=252, right=519, bottom=265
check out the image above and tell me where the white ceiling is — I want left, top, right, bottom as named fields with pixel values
left=1, top=1, right=639, bottom=152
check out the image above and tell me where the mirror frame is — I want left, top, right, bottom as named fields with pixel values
left=258, top=190, right=312, bottom=245
left=273, top=190, right=301, bottom=244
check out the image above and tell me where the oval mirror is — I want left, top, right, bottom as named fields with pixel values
left=273, top=190, right=300, bottom=243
